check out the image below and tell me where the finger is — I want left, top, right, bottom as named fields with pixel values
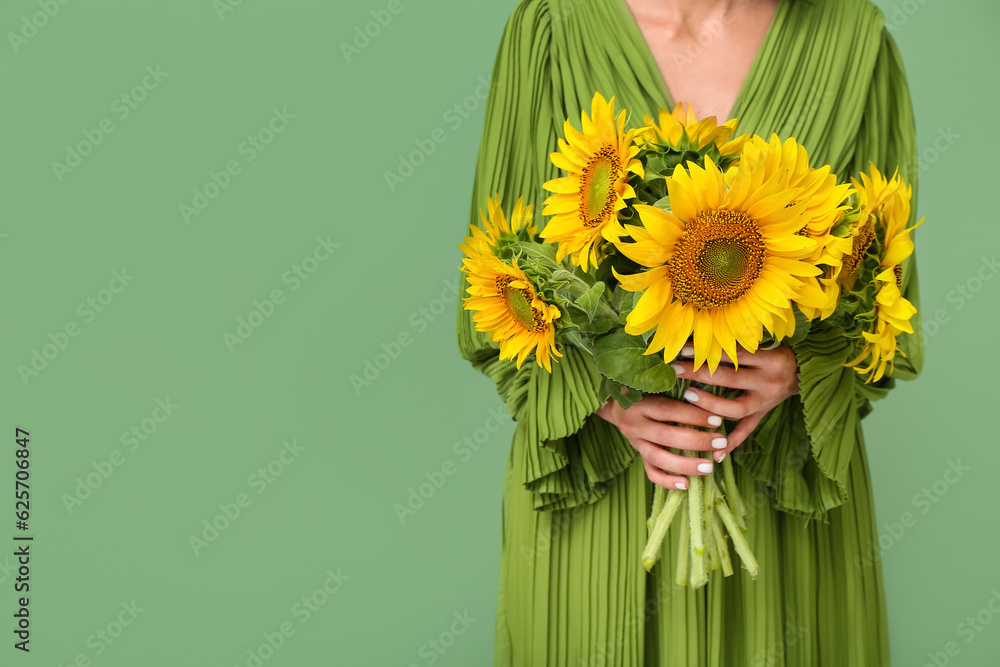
left=680, top=386, right=765, bottom=420
left=635, top=421, right=728, bottom=452
left=680, top=343, right=766, bottom=368
left=637, top=395, right=724, bottom=429
left=670, top=359, right=756, bottom=390
left=714, top=411, right=766, bottom=462
left=643, top=460, right=690, bottom=490
left=639, top=440, right=716, bottom=478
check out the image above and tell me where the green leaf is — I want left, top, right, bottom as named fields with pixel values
left=646, top=155, right=668, bottom=176
left=593, top=330, right=677, bottom=394
left=603, top=377, right=643, bottom=410
left=652, top=195, right=671, bottom=210
left=575, top=281, right=606, bottom=321
left=549, top=269, right=576, bottom=285
left=610, top=285, right=630, bottom=313
left=786, top=306, right=814, bottom=347
left=516, top=241, right=559, bottom=266
left=576, top=310, right=615, bottom=335
left=565, top=330, right=595, bottom=356
left=616, top=289, right=641, bottom=325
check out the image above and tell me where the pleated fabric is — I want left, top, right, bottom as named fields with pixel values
left=455, top=0, right=924, bottom=664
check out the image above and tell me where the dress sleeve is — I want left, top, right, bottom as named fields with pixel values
left=739, top=24, right=924, bottom=520
left=455, top=0, right=639, bottom=511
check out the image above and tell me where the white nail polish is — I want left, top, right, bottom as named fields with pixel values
left=712, top=437, right=727, bottom=449
left=697, top=462, right=713, bottom=473
left=670, top=363, right=684, bottom=375
left=682, top=346, right=695, bottom=357
left=716, top=452, right=727, bottom=463
left=684, top=389, right=699, bottom=402
left=707, top=415, right=722, bottom=427
left=675, top=481, right=687, bottom=490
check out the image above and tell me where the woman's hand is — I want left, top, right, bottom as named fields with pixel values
left=669, top=343, right=800, bottom=464
left=596, top=392, right=727, bottom=490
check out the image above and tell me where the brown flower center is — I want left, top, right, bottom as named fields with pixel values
left=668, top=209, right=766, bottom=308
left=840, top=215, right=875, bottom=278
left=496, top=275, right=549, bottom=332
left=579, top=145, right=622, bottom=228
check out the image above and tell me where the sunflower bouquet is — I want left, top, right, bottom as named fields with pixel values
left=458, top=92, right=923, bottom=587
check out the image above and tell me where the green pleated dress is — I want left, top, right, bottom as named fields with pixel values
left=456, top=0, right=924, bottom=664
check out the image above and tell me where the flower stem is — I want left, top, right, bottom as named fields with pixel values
left=674, top=498, right=690, bottom=587
left=642, top=488, right=685, bottom=571
left=710, top=475, right=759, bottom=578
left=703, top=473, right=717, bottom=572
left=688, top=471, right=708, bottom=588
left=648, top=484, right=665, bottom=533
left=712, top=516, right=734, bottom=576
left=722, top=455, right=748, bottom=529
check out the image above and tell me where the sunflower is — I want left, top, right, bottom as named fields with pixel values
left=726, top=134, right=852, bottom=244
left=462, top=254, right=562, bottom=371
left=611, top=154, right=821, bottom=373
left=540, top=92, right=644, bottom=271
left=459, top=194, right=536, bottom=262
left=828, top=212, right=875, bottom=291
left=640, top=102, right=748, bottom=156
left=844, top=164, right=923, bottom=383
left=725, top=134, right=853, bottom=323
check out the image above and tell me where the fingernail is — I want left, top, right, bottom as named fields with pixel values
left=697, top=462, right=713, bottom=473
left=683, top=389, right=699, bottom=402
left=716, top=451, right=727, bottom=463
left=682, top=346, right=695, bottom=357
left=675, top=481, right=687, bottom=490
left=707, top=415, right=722, bottom=427
left=669, top=363, right=684, bottom=375
left=711, top=437, right=727, bottom=449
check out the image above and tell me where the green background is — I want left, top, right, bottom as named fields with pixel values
left=0, top=0, right=996, bottom=665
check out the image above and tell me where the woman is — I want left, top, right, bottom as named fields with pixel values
left=456, top=0, right=923, bottom=664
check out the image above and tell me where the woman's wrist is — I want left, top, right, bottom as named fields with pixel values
left=595, top=396, right=620, bottom=426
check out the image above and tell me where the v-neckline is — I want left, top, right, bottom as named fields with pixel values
left=617, top=0, right=787, bottom=121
